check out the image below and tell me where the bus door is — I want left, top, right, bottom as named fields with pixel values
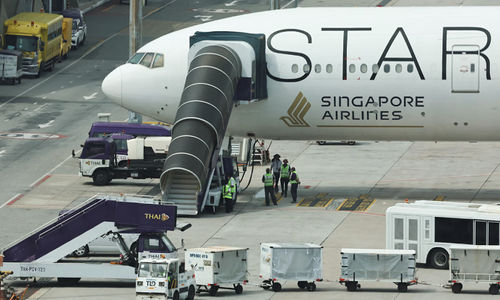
left=392, top=215, right=420, bottom=256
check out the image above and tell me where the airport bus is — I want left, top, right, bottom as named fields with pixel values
left=386, top=201, right=500, bottom=269
left=88, top=122, right=171, bottom=138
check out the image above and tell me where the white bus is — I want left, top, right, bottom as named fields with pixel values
left=386, top=201, right=500, bottom=269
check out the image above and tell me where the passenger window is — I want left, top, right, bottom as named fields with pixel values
left=152, top=54, right=164, bottom=68
left=372, top=64, right=379, bottom=74
left=139, top=53, right=154, bottom=67
left=407, top=64, right=414, bottom=73
left=326, top=64, right=333, bottom=73
left=395, top=64, right=402, bottom=73
left=489, top=223, right=499, bottom=245
left=303, top=64, right=311, bottom=73
left=291, top=64, right=298, bottom=73
left=476, top=221, right=486, bottom=245
left=128, top=52, right=144, bottom=64
left=424, top=219, right=430, bottom=240
left=470, top=63, right=475, bottom=73
left=435, top=217, right=473, bottom=244
left=314, top=64, right=321, bottom=73
left=360, top=64, right=367, bottom=73
left=349, top=64, right=356, bottom=73
left=384, top=64, right=390, bottom=73
left=395, top=218, right=404, bottom=240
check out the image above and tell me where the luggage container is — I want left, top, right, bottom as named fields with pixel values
left=0, top=49, right=22, bottom=84
left=259, top=243, right=322, bottom=292
left=449, top=245, right=500, bottom=294
left=339, top=248, right=417, bottom=292
left=185, top=246, right=248, bottom=296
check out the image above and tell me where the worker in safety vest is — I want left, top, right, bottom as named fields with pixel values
left=280, top=159, right=291, bottom=197
left=262, top=168, right=277, bottom=206
left=223, top=179, right=233, bottom=210
left=270, top=154, right=282, bottom=192
left=290, top=167, right=300, bottom=203
left=229, top=176, right=237, bottom=202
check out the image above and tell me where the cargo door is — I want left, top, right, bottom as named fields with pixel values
left=451, top=44, right=480, bottom=93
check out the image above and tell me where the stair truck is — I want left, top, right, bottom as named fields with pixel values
left=0, top=194, right=187, bottom=285
left=3, top=12, right=63, bottom=76
left=185, top=246, right=248, bottom=296
left=136, top=258, right=196, bottom=300
left=79, top=135, right=171, bottom=185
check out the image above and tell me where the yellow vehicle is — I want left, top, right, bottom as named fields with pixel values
left=61, top=18, right=72, bottom=59
left=3, top=12, right=63, bottom=77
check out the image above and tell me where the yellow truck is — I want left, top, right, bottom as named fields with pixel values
left=3, top=12, right=63, bottom=77
left=61, top=18, right=72, bottom=59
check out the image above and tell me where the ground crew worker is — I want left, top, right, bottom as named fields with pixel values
left=262, top=168, right=277, bottom=206
left=290, top=167, right=300, bottom=203
left=280, top=159, right=291, bottom=197
left=270, top=154, right=282, bottom=192
left=223, top=179, right=233, bottom=212
left=229, top=176, right=237, bottom=202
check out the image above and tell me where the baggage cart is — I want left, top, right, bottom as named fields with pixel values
left=339, top=248, right=417, bottom=292
left=185, top=246, right=248, bottom=296
left=259, top=243, right=322, bottom=292
left=449, top=245, right=500, bottom=294
left=0, top=50, right=22, bottom=85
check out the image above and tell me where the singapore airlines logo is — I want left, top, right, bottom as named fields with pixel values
left=280, top=92, right=311, bottom=127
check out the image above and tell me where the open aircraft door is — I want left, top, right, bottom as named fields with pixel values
left=451, top=44, right=480, bottom=93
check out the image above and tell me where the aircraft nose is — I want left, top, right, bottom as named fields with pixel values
left=102, top=67, right=122, bottom=105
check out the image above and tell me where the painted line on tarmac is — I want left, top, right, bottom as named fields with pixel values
left=30, top=174, right=52, bottom=189
left=281, top=0, right=297, bottom=9
left=434, top=195, right=446, bottom=201
left=376, top=0, right=391, bottom=6
left=0, top=194, right=24, bottom=208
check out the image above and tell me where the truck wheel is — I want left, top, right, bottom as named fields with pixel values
left=307, top=282, right=316, bottom=291
left=172, top=290, right=179, bottom=300
left=397, top=283, right=408, bottom=293
left=208, top=285, right=218, bottom=296
left=297, top=281, right=307, bottom=289
left=346, top=281, right=358, bottom=292
left=57, top=277, right=81, bottom=285
left=234, top=284, right=243, bottom=294
left=452, top=282, right=462, bottom=294
left=187, top=285, right=195, bottom=299
left=316, top=140, right=326, bottom=145
left=429, top=248, right=449, bottom=269
left=72, top=245, right=89, bottom=257
left=489, top=284, right=499, bottom=295
left=92, top=169, right=110, bottom=186
left=272, top=282, right=281, bottom=292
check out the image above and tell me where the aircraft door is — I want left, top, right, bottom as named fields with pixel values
left=451, top=44, right=480, bottom=93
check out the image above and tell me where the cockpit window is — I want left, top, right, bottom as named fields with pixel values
left=139, top=53, right=154, bottom=67
left=152, top=54, right=164, bottom=68
left=128, top=52, right=144, bottom=64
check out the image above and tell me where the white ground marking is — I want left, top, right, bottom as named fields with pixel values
left=83, top=92, right=98, bottom=100
left=38, top=120, right=55, bottom=129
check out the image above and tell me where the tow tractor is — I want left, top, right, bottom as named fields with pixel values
left=0, top=194, right=189, bottom=284
left=136, top=258, right=196, bottom=300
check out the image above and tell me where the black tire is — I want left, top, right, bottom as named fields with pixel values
left=272, top=282, right=281, bottom=292
left=209, top=285, right=218, bottom=296
left=307, top=282, right=316, bottom=291
left=397, top=283, right=408, bottom=293
left=452, top=282, right=462, bottom=294
left=80, top=34, right=85, bottom=46
left=489, top=284, right=499, bottom=295
left=316, top=140, right=326, bottom=145
left=235, top=284, right=243, bottom=294
left=297, top=281, right=307, bottom=289
left=429, top=248, right=449, bottom=269
left=130, top=241, right=138, bottom=257
left=347, top=141, right=356, bottom=145
left=346, top=281, right=357, bottom=292
left=72, top=245, right=89, bottom=257
left=187, top=285, right=195, bottom=300
left=173, top=290, right=179, bottom=300
left=92, top=169, right=110, bottom=186
left=57, top=277, right=81, bottom=286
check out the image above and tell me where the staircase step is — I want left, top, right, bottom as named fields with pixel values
left=177, top=209, right=199, bottom=216
left=169, top=183, right=198, bottom=189
left=167, top=194, right=196, bottom=200
left=166, top=199, right=197, bottom=205
left=169, top=189, right=197, bottom=195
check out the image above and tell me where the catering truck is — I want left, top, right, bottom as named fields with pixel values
left=3, top=12, right=63, bottom=76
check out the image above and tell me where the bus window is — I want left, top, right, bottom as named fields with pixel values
left=489, top=222, right=499, bottom=245
left=476, top=221, right=486, bottom=245
left=435, top=217, right=473, bottom=244
left=394, top=217, right=404, bottom=249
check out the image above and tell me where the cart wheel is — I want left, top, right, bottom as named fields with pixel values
left=297, top=281, right=307, bottom=289
left=307, top=282, right=316, bottom=291
left=208, top=285, right=218, bottom=296
left=397, top=283, right=408, bottom=293
left=235, top=284, right=243, bottom=294
left=489, top=284, right=499, bottom=295
left=346, top=281, right=358, bottom=292
left=272, top=282, right=282, bottom=292
left=451, top=283, right=463, bottom=294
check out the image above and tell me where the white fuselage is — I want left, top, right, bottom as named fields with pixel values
left=102, top=7, right=500, bottom=141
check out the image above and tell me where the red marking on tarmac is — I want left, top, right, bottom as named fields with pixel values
left=32, top=174, right=51, bottom=188
left=7, top=194, right=23, bottom=205
left=303, top=185, right=311, bottom=189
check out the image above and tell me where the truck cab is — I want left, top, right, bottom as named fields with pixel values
left=136, top=258, right=196, bottom=300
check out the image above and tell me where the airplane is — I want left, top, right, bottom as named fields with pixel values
left=101, top=6, right=500, bottom=214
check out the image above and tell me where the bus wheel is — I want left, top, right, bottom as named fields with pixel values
left=451, top=283, right=462, bottom=294
left=429, top=248, right=449, bottom=269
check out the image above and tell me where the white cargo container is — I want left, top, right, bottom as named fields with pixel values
left=340, top=248, right=417, bottom=292
left=185, top=246, right=248, bottom=296
left=259, top=243, right=322, bottom=292
left=449, top=245, right=500, bottom=294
